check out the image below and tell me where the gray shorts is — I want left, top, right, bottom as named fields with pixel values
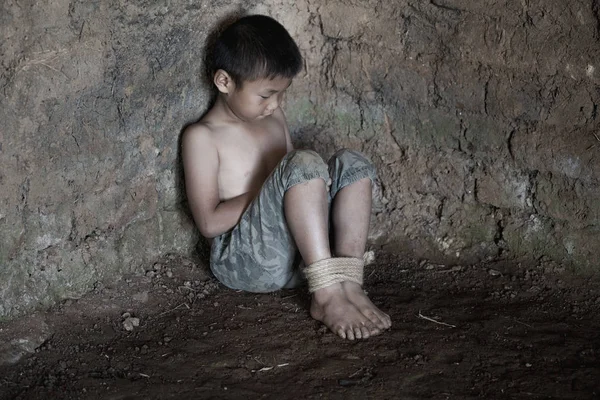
left=210, top=149, right=377, bottom=293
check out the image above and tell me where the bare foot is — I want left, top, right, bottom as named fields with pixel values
left=342, top=281, right=392, bottom=331
left=310, top=283, right=382, bottom=340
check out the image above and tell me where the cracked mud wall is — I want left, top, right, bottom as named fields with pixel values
left=284, top=0, right=600, bottom=270
left=1, top=0, right=599, bottom=319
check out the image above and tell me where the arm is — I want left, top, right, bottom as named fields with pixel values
left=182, top=125, right=254, bottom=238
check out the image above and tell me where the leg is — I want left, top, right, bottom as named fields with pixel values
left=284, top=178, right=331, bottom=264
left=284, top=178, right=381, bottom=340
left=331, top=177, right=391, bottom=331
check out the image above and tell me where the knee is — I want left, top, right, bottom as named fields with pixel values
left=286, top=149, right=326, bottom=170
left=282, top=150, right=329, bottom=185
left=330, top=149, right=376, bottom=177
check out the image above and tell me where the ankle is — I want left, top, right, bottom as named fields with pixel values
left=311, top=283, right=344, bottom=305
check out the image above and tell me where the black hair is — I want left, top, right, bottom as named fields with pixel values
left=207, top=15, right=303, bottom=85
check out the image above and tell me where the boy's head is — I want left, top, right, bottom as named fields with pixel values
left=207, top=15, right=303, bottom=86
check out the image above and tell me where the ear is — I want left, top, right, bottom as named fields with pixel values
left=213, top=69, right=235, bottom=94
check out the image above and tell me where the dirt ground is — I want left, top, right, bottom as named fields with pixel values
left=1, top=252, right=599, bottom=400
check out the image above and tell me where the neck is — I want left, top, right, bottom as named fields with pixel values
left=212, top=94, right=246, bottom=123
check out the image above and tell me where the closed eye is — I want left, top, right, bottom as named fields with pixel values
left=259, top=94, right=270, bottom=99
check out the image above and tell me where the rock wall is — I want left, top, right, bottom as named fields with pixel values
left=1, top=0, right=598, bottom=318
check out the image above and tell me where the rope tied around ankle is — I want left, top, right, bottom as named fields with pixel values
left=304, top=257, right=364, bottom=293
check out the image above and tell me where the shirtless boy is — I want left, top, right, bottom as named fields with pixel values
left=182, top=15, right=391, bottom=340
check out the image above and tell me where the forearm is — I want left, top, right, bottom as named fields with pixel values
left=195, top=192, right=255, bottom=238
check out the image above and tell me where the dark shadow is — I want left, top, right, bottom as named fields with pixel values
left=175, top=9, right=247, bottom=264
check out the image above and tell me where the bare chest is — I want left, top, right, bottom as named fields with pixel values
left=217, top=129, right=287, bottom=200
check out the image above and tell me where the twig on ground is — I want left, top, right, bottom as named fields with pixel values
left=514, top=319, right=534, bottom=329
left=254, top=363, right=289, bottom=372
left=156, top=302, right=188, bottom=317
left=594, top=133, right=600, bottom=142
left=418, top=311, right=457, bottom=328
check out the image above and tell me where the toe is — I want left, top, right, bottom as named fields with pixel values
left=360, top=325, right=370, bottom=339
left=346, top=328, right=356, bottom=341
left=376, top=311, right=391, bottom=328
left=336, top=328, right=347, bottom=339
left=365, top=310, right=387, bottom=330
left=353, top=327, right=362, bottom=339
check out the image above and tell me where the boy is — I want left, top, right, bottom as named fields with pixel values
left=182, top=15, right=391, bottom=340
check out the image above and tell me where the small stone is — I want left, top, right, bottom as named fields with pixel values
left=488, top=269, right=501, bottom=276
left=164, top=336, right=172, bottom=343
left=166, top=270, right=173, bottom=278
left=122, top=317, right=140, bottom=331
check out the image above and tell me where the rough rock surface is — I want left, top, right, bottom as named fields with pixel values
left=1, top=0, right=599, bottom=318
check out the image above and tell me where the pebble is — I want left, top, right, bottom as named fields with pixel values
left=488, top=269, right=501, bottom=276
left=122, top=316, right=140, bottom=331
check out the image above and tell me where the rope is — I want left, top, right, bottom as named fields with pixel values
left=304, top=257, right=364, bottom=293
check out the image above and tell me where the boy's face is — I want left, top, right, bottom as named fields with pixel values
left=218, top=73, right=292, bottom=122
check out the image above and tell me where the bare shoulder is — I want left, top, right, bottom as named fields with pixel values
left=272, top=108, right=294, bottom=151
left=182, top=121, right=214, bottom=149
left=271, top=107, right=288, bottom=126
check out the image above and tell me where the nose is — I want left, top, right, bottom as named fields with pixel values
left=266, top=98, right=279, bottom=113
left=266, top=92, right=284, bottom=114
